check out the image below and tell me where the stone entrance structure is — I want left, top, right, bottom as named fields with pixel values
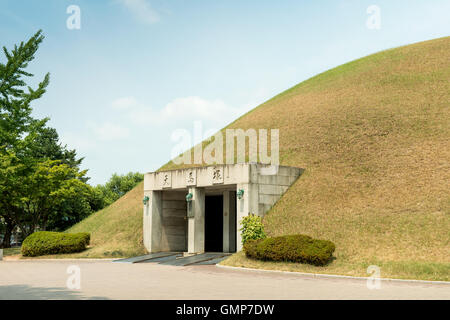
left=143, top=163, right=303, bottom=254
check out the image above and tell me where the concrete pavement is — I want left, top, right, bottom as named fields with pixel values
left=0, top=260, right=449, bottom=300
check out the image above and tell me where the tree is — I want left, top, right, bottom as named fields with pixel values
left=0, top=31, right=108, bottom=247
left=0, top=219, right=5, bottom=243
left=0, top=144, right=97, bottom=241
left=18, top=159, right=91, bottom=235
left=0, top=30, right=50, bottom=247
left=24, top=124, right=93, bottom=231
left=0, top=151, right=27, bottom=247
left=47, top=185, right=103, bottom=231
left=95, top=172, right=144, bottom=208
left=0, top=30, right=50, bottom=151
left=28, top=126, right=84, bottom=170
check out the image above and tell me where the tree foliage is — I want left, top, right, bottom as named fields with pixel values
left=18, top=160, right=92, bottom=234
left=94, top=172, right=144, bottom=209
left=0, top=30, right=97, bottom=247
left=28, top=126, right=84, bottom=171
left=0, top=31, right=144, bottom=248
left=0, top=30, right=49, bottom=151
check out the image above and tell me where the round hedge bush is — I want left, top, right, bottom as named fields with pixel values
left=21, top=231, right=91, bottom=257
left=243, top=234, right=335, bottom=266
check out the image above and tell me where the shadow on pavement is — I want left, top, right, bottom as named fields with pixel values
left=0, top=285, right=109, bottom=300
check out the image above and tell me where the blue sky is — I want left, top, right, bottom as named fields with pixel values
left=1, top=0, right=449, bottom=185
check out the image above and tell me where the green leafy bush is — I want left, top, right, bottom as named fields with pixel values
left=240, top=214, right=267, bottom=245
left=244, top=234, right=335, bottom=266
left=21, top=231, right=91, bottom=257
left=94, top=172, right=144, bottom=209
left=77, top=232, right=90, bottom=246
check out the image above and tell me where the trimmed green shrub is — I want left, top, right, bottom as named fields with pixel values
left=77, top=232, right=90, bottom=247
left=240, top=214, right=266, bottom=245
left=244, top=234, right=335, bottom=266
left=21, top=231, right=91, bottom=257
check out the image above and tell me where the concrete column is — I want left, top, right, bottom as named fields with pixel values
left=143, top=190, right=163, bottom=253
left=236, top=183, right=259, bottom=251
left=223, top=190, right=237, bottom=253
left=223, top=191, right=230, bottom=253
left=188, top=187, right=205, bottom=253
left=229, top=191, right=237, bottom=252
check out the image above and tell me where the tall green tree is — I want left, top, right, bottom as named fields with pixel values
left=0, top=30, right=49, bottom=151
left=0, top=30, right=50, bottom=247
left=0, top=31, right=97, bottom=246
left=0, top=30, right=111, bottom=247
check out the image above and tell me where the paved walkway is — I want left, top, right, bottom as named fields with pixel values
left=0, top=260, right=449, bottom=300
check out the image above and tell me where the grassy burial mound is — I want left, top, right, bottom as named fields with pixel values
left=64, top=37, right=449, bottom=280
left=65, top=182, right=146, bottom=258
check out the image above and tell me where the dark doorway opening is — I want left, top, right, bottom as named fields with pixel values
left=205, top=195, right=223, bottom=252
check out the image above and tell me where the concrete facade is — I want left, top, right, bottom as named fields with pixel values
left=143, top=163, right=303, bottom=254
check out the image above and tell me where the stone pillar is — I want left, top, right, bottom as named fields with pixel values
left=223, top=191, right=230, bottom=253
left=187, top=187, right=205, bottom=253
left=236, top=183, right=259, bottom=251
left=223, top=190, right=237, bottom=253
left=229, top=191, right=237, bottom=252
left=143, top=190, right=163, bottom=253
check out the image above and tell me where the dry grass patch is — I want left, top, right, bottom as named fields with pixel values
left=220, top=252, right=450, bottom=282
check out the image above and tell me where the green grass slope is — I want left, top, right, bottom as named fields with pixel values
left=63, top=37, right=449, bottom=279
left=66, top=182, right=146, bottom=258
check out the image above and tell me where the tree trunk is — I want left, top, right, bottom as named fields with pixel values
left=1, top=220, right=14, bottom=248
left=41, top=216, right=47, bottom=231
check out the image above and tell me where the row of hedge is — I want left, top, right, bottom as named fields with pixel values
left=20, top=217, right=334, bottom=265
left=244, top=234, right=335, bottom=266
left=21, top=231, right=90, bottom=257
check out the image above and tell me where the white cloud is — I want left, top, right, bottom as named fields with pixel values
left=89, top=122, right=130, bottom=141
left=118, top=0, right=159, bottom=24
left=111, top=96, right=139, bottom=110
left=162, top=96, right=231, bottom=120
left=60, top=132, right=97, bottom=151
left=110, top=96, right=251, bottom=128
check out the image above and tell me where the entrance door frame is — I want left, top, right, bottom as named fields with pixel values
left=223, top=190, right=237, bottom=253
left=187, top=187, right=237, bottom=254
left=204, top=195, right=224, bottom=252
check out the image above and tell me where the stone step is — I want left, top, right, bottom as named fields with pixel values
left=159, top=253, right=230, bottom=267
left=112, top=252, right=179, bottom=264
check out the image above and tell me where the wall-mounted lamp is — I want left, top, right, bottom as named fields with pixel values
left=186, top=193, right=193, bottom=202
left=143, top=196, right=149, bottom=205
left=237, top=189, right=244, bottom=200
